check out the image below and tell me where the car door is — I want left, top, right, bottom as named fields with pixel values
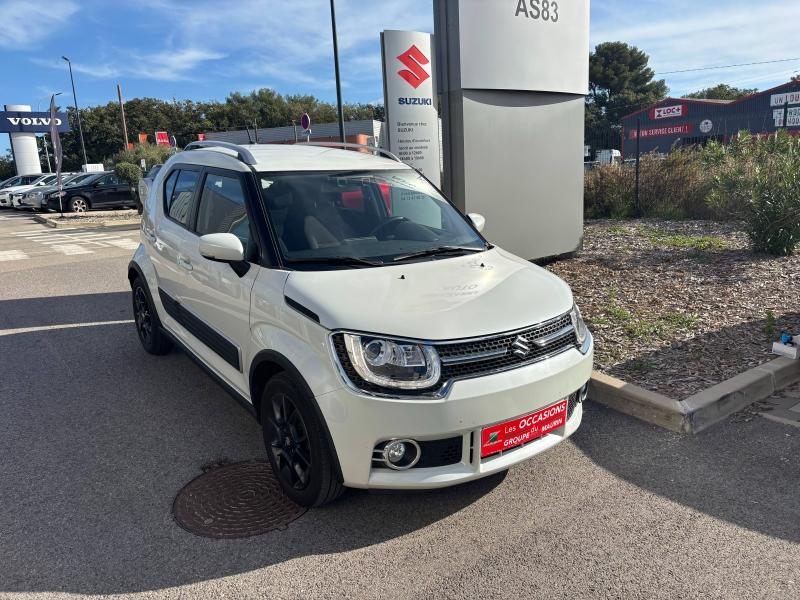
left=150, top=166, right=202, bottom=340
left=92, top=173, right=128, bottom=208
left=179, top=167, right=260, bottom=395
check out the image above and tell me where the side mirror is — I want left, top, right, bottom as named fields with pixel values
left=199, top=233, right=244, bottom=263
left=468, top=213, right=486, bottom=233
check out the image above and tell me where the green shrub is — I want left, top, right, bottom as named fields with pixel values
left=115, top=162, right=143, bottom=186
left=706, top=131, right=800, bottom=256
left=112, top=143, right=173, bottom=171
left=584, top=164, right=634, bottom=218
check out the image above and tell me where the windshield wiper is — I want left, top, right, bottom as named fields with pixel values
left=284, top=256, right=384, bottom=267
left=392, top=246, right=486, bottom=262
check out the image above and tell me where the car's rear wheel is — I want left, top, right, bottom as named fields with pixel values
left=261, top=373, right=344, bottom=506
left=70, top=196, right=89, bottom=212
left=132, top=277, right=172, bottom=355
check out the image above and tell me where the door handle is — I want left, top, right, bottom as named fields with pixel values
left=178, top=255, right=193, bottom=271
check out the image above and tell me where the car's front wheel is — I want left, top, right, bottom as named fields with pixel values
left=131, top=277, right=172, bottom=355
left=69, top=196, right=89, bottom=213
left=261, top=373, right=344, bottom=506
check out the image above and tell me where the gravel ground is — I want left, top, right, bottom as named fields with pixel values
left=546, top=219, right=800, bottom=399
left=43, top=212, right=140, bottom=224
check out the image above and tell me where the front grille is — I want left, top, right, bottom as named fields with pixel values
left=332, top=312, right=578, bottom=397
left=372, top=436, right=463, bottom=469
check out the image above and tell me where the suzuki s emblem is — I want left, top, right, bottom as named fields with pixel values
left=397, top=45, right=430, bottom=89
left=511, top=335, right=530, bottom=358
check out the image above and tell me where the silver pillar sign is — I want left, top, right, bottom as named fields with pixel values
left=381, top=30, right=441, bottom=188
left=435, top=0, right=590, bottom=260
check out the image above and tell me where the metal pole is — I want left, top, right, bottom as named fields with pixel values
left=329, top=0, right=346, bottom=143
left=63, top=57, right=88, bottom=167
left=42, top=134, right=52, bottom=172
left=117, top=83, right=129, bottom=150
left=635, top=118, right=641, bottom=216
left=292, top=120, right=298, bottom=143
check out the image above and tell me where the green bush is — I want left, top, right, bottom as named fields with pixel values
left=706, top=131, right=800, bottom=256
left=115, top=162, right=143, bottom=186
left=584, top=164, right=634, bottom=218
left=112, top=143, right=173, bottom=171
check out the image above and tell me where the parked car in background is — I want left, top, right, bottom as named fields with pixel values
left=16, top=173, right=95, bottom=211
left=40, top=171, right=137, bottom=213
left=137, top=164, right=163, bottom=214
left=3, top=174, right=58, bottom=208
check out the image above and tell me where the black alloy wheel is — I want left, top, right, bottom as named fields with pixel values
left=261, top=374, right=344, bottom=506
left=131, top=277, right=172, bottom=355
left=266, top=391, right=313, bottom=491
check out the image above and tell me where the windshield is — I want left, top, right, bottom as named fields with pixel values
left=66, top=173, right=95, bottom=186
left=0, top=176, right=22, bottom=188
left=259, top=169, right=486, bottom=267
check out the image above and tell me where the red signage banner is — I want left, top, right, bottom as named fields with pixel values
left=138, top=133, right=148, bottom=144
left=197, top=133, right=205, bottom=141
left=650, top=103, right=687, bottom=120
left=155, top=131, right=170, bottom=146
left=629, top=124, right=694, bottom=139
left=481, top=399, right=568, bottom=458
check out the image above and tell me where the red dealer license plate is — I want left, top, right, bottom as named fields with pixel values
left=481, top=399, right=568, bottom=458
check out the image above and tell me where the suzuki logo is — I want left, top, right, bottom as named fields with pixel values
left=397, top=45, right=430, bottom=89
left=511, top=335, right=530, bottom=358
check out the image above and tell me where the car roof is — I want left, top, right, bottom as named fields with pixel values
left=174, top=143, right=410, bottom=173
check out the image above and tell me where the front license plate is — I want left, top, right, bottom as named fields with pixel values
left=481, top=398, right=568, bottom=458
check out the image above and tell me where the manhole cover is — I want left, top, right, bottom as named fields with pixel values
left=173, top=460, right=306, bottom=538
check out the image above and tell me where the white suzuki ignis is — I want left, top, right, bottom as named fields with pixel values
left=129, top=141, right=593, bottom=506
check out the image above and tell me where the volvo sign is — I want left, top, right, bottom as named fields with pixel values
left=0, top=111, right=70, bottom=134
left=381, top=30, right=441, bottom=188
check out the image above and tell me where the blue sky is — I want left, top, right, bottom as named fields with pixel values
left=1, top=0, right=799, bottom=152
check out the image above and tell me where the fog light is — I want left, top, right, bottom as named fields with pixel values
left=381, top=439, right=421, bottom=470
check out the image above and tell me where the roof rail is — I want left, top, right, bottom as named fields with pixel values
left=183, top=140, right=257, bottom=165
left=297, top=141, right=401, bottom=163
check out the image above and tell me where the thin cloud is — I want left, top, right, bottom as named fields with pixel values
left=0, top=0, right=78, bottom=48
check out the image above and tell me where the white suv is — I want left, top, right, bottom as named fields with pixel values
left=129, top=141, right=593, bottom=506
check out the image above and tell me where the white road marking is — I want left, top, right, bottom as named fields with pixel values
left=0, top=250, right=30, bottom=261
left=0, top=319, right=134, bottom=337
left=51, top=244, right=94, bottom=255
left=107, top=239, right=139, bottom=250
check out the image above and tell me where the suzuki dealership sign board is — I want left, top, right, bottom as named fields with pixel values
left=442, top=0, right=590, bottom=95
left=381, top=30, right=441, bottom=187
left=0, top=111, right=70, bottom=133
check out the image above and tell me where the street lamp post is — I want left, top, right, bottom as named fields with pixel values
left=62, top=56, right=89, bottom=167
left=329, top=0, right=346, bottom=143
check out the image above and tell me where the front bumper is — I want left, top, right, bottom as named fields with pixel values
left=0, top=193, right=10, bottom=207
left=315, top=338, right=593, bottom=489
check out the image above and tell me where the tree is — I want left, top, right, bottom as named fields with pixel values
left=683, top=84, right=757, bottom=101
left=588, top=42, right=668, bottom=126
left=0, top=154, right=16, bottom=181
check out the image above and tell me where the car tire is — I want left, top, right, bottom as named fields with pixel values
left=131, top=277, right=172, bottom=355
left=69, top=196, right=89, bottom=213
left=261, top=373, right=344, bottom=507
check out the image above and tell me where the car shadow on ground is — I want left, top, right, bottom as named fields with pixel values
left=0, top=292, right=504, bottom=595
left=573, top=400, right=799, bottom=545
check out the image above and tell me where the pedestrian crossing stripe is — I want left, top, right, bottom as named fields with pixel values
left=51, top=244, right=94, bottom=255
left=0, top=250, right=29, bottom=261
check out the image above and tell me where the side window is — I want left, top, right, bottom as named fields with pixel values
left=163, top=170, right=179, bottom=208
left=195, top=173, right=250, bottom=247
left=166, top=170, right=200, bottom=227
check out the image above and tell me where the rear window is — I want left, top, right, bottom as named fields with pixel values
left=164, top=170, right=200, bottom=227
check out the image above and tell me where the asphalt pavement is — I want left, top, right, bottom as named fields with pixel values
left=0, top=211, right=798, bottom=599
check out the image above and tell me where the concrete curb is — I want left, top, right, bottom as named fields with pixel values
left=34, top=214, right=140, bottom=230
left=589, top=357, right=800, bottom=434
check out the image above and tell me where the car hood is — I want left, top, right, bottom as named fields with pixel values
left=283, top=247, right=574, bottom=340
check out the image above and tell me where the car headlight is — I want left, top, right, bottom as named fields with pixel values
left=35, top=191, right=43, bottom=199
left=342, top=334, right=441, bottom=390
left=570, top=304, right=590, bottom=352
